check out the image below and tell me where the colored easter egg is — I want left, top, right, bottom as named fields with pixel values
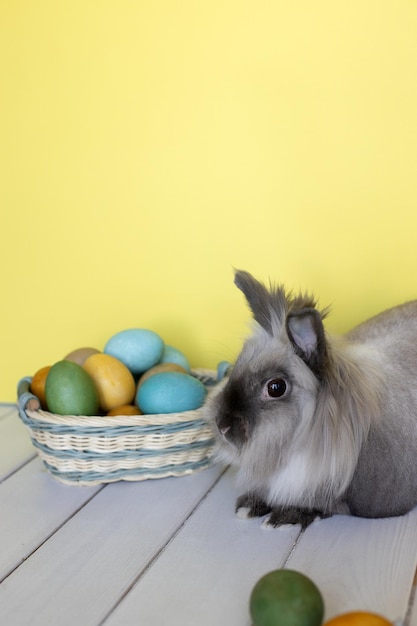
left=159, top=345, right=190, bottom=371
left=64, top=347, right=100, bottom=366
left=250, top=569, right=324, bottom=626
left=30, top=365, right=52, bottom=409
left=106, top=404, right=142, bottom=416
left=136, top=372, right=207, bottom=414
left=137, top=362, right=188, bottom=390
left=45, top=361, right=99, bottom=416
left=104, top=329, right=164, bottom=375
left=83, top=353, right=136, bottom=412
left=323, top=613, right=392, bottom=626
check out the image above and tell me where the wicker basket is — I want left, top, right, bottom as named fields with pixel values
left=17, top=369, right=218, bottom=486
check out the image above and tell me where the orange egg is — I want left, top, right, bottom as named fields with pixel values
left=106, top=404, right=143, bottom=416
left=324, top=612, right=392, bottom=626
left=83, top=353, right=136, bottom=412
left=137, top=362, right=187, bottom=390
left=30, top=365, right=52, bottom=409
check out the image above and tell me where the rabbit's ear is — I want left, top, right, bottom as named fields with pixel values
left=286, top=308, right=327, bottom=376
left=234, top=270, right=287, bottom=335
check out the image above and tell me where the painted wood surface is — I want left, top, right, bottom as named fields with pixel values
left=1, top=404, right=416, bottom=626
left=288, top=510, right=417, bottom=623
left=0, top=457, right=102, bottom=582
left=0, top=405, right=35, bottom=481
left=104, top=468, right=302, bottom=626
left=408, top=572, right=417, bottom=626
left=0, top=447, right=224, bottom=625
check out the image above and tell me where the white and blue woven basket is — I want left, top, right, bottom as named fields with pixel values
left=17, top=369, right=218, bottom=486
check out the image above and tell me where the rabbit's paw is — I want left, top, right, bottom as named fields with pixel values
left=235, top=493, right=271, bottom=519
left=263, top=506, right=331, bottom=529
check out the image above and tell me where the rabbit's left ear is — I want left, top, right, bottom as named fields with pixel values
left=286, top=308, right=327, bottom=377
left=234, top=269, right=287, bottom=335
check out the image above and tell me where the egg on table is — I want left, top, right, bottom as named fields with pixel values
left=323, top=613, right=393, bottom=626
left=249, top=569, right=324, bottom=626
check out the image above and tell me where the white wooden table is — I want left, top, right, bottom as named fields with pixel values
left=1, top=402, right=417, bottom=626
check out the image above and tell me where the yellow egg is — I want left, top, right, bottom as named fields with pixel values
left=137, top=362, right=187, bottom=391
left=83, top=353, right=136, bottom=412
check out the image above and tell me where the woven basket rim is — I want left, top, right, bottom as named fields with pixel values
left=24, top=406, right=208, bottom=427
left=19, top=367, right=216, bottom=427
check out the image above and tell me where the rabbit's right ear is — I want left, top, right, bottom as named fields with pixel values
left=286, top=308, right=327, bottom=378
left=234, top=270, right=287, bottom=335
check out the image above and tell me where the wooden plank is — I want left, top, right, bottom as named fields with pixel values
left=404, top=567, right=417, bottom=626
left=0, top=404, right=18, bottom=420
left=0, top=463, right=224, bottom=626
left=0, top=407, right=36, bottom=481
left=287, top=509, right=417, bottom=623
left=0, top=457, right=101, bottom=582
left=103, top=469, right=302, bottom=626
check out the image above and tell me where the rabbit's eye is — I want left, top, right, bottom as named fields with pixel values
left=266, top=378, right=287, bottom=398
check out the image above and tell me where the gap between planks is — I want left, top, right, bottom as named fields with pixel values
left=97, top=466, right=229, bottom=626
left=0, top=482, right=106, bottom=585
left=0, top=453, right=37, bottom=486
left=402, top=566, right=417, bottom=626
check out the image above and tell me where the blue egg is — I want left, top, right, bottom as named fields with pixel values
left=136, top=372, right=207, bottom=414
left=160, top=345, right=190, bottom=372
left=104, top=329, right=164, bottom=375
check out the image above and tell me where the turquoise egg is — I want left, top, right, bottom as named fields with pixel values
left=104, top=329, right=164, bottom=375
left=160, top=345, right=190, bottom=372
left=136, top=372, right=207, bottom=414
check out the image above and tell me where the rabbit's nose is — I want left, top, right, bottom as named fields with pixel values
left=220, top=426, right=231, bottom=436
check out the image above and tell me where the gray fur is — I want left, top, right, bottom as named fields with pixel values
left=205, top=270, right=417, bottom=527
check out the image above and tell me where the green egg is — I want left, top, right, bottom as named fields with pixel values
left=249, top=569, right=324, bottom=626
left=45, top=360, right=99, bottom=416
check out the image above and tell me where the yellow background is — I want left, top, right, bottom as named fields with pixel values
left=1, top=1, right=417, bottom=402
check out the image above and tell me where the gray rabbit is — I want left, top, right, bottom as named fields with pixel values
left=205, top=270, right=417, bottom=528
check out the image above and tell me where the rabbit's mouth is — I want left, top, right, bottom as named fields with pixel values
left=219, top=424, right=231, bottom=438
left=216, top=412, right=252, bottom=448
